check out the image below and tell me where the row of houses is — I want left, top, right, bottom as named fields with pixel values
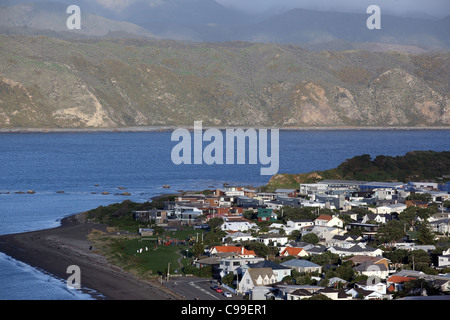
left=195, top=244, right=450, bottom=300
left=135, top=181, right=450, bottom=299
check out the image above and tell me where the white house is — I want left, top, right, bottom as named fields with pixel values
left=438, top=248, right=450, bottom=268
left=244, top=260, right=292, bottom=282
left=314, top=215, right=344, bottom=228
left=256, top=234, right=289, bottom=246
left=222, top=232, right=256, bottom=243
left=219, top=256, right=264, bottom=278
left=238, top=268, right=277, bottom=294
left=353, top=261, right=390, bottom=280
left=376, top=203, right=406, bottom=214
left=220, top=217, right=258, bottom=232
left=287, top=219, right=315, bottom=230
left=328, top=243, right=383, bottom=257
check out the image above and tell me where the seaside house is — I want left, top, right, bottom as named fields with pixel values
left=245, top=260, right=292, bottom=282
left=314, top=215, right=344, bottom=228
left=238, top=268, right=277, bottom=295
left=353, top=261, right=389, bottom=280
left=279, top=247, right=309, bottom=258
left=219, top=256, right=264, bottom=278
left=257, top=208, right=277, bottom=222
left=280, top=259, right=322, bottom=273
left=220, top=217, right=258, bottom=232
left=327, top=243, right=383, bottom=257
left=209, top=245, right=256, bottom=258
left=256, top=233, right=289, bottom=247
left=438, top=248, right=450, bottom=268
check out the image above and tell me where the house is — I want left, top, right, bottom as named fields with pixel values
left=133, top=209, right=168, bottom=224
left=209, top=245, right=256, bottom=258
left=405, top=200, right=429, bottom=208
left=194, top=256, right=221, bottom=278
left=386, top=275, right=416, bottom=292
left=327, top=243, right=383, bottom=257
left=219, top=256, right=264, bottom=278
left=173, top=205, right=203, bottom=223
left=326, top=234, right=362, bottom=248
left=438, top=248, right=450, bottom=268
left=353, top=261, right=389, bottom=280
left=279, top=247, right=309, bottom=258
left=430, top=219, right=450, bottom=234
left=346, top=287, right=383, bottom=300
left=246, top=260, right=292, bottom=282
left=280, top=259, right=322, bottom=273
left=238, top=268, right=277, bottom=294
left=328, top=277, right=347, bottom=287
left=222, top=232, right=256, bottom=243
left=361, top=213, right=391, bottom=224
left=286, top=219, right=315, bottom=230
left=256, top=233, right=289, bottom=246
left=286, top=288, right=313, bottom=300
left=257, top=208, right=277, bottom=222
left=354, top=280, right=388, bottom=295
left=274, top=189, right=297, bottom=197
left=220, top=217, right=258, bottom=232
left=306, top=225, right=346, bottom=243
left=345, top=255, right=390, bottom=270
left=314, top=215, right=344, bottom=228
left=316, top=287, right=349, bottom=300
left=376, top=203, right=406, bottom=214
left=138, top=228, right=154, bottom=236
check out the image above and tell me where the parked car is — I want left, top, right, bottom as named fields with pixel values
left=223, top=292, right=232, bottom=298
left=211, top=285, right=222, bottom=293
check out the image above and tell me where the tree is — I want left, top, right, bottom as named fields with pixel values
left=301, top=232, right=319, bottom=245
left=310, top=251, right=339, bottom=266
left=192, top=241, right=205, bottom=258
left=289, top=230, right=301, bottom=241
left=408, top=250, right=431, bottom=271
left=416, top=222, right=436, bottom=245
left=376, top=220, right=405, bottom=247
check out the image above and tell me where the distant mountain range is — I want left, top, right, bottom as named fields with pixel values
left=0, top=1, right=448, bottom=129
left=1, top=1, right=449, bottom=50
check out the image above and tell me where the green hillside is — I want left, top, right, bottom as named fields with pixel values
left=0, top=35, right=449, bottom=128
left=266, top=151, right=450, bottom=190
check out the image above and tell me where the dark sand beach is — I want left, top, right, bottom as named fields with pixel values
left=0, top=213, right=183, bottom=300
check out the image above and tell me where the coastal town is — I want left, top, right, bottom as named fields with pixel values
left=131, top=179, right=450, bottom=300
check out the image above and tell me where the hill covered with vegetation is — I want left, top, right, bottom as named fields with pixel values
left=0, top=35, right=449, bottom=129
left=266, top=151, right=450, bottom=190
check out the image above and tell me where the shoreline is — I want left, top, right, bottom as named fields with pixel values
left=0, top=212, right=184, bottom=300
left=1, top=125, right=450, bottom=133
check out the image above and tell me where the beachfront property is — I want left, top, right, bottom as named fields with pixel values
left=153, top=180, right=450, bottom=300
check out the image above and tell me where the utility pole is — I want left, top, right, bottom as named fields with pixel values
left=167, top=262, right=170, bottom=281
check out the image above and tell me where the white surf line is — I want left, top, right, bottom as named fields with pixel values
left=189, top=281, right=220, bottom=300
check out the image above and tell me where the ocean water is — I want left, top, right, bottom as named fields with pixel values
left=0, top=129, right=449, bottom=299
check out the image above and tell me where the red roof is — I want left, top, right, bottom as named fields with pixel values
left=211, top=246, right=256, bottom=256
left=315, top=214, right=333, bottom=221
left=387, top=275, right=416, bottom=284
left=281, top=247, right=306, bottom=256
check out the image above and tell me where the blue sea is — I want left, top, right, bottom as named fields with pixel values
left=0, top=129, right=449, bottom=299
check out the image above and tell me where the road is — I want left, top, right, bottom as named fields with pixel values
left=164, top=276, right=244, bottom=301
